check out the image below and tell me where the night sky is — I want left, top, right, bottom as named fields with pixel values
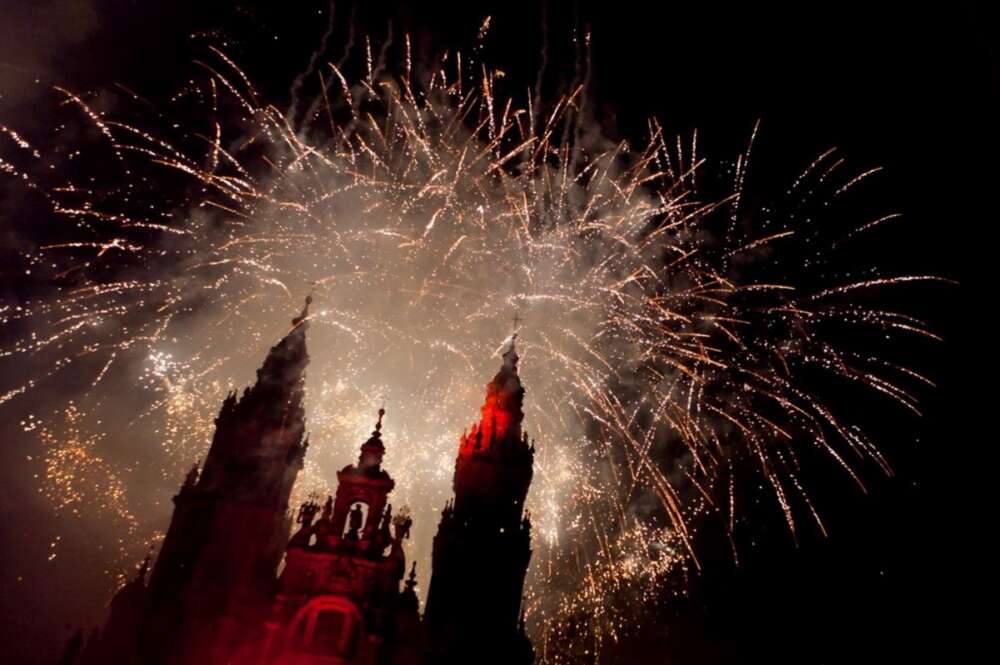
left=0, top=2, right=992, bottom=664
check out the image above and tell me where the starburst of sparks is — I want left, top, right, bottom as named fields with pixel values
left=0, top=27, right=945, bottom=660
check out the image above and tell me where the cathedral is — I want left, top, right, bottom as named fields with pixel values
left=62, top=297, right=535, bottom=665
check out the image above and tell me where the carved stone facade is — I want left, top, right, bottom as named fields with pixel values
left=69, top=303, right=535, bottom=665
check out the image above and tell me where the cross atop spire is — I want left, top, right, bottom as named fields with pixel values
left=292, top=293, right=313, bottom=327
left=511, top=310, right=522, bottom=338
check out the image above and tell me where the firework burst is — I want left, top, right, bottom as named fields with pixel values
left=0, top=32, right=943, bottom=660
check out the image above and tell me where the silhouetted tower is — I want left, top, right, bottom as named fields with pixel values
left=255, top=408, right=422, bottom=665
left=424, top=337, right=535, bottom=665
left=143, top=297, right=313, bottom=665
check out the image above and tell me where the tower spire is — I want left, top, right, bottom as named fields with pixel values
left=359, top=406, right=388, bottom=471
left=242, top=294, right=312, bottom=427
left=477, top=334, right=525, bottom=446
left=196, top=295, right=312, bottom=493
left=451, top=335, right=533, bottom=515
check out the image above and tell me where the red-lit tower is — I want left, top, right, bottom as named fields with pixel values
left=142, top=297, right=313, bottom=665
left=424, top=337, right=535, bottom=665
left=253, top=408, right=422, bottom=665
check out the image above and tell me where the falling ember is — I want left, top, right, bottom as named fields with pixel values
left=0, top=35, right=941, bottom=660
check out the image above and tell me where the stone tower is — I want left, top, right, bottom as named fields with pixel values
left=424, top=338, right=535, bottom=665
left=142, top=297, right=313, bottom=665
left=255, top=408, right=422, bottom=665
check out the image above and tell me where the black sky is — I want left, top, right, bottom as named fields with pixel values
left=0, top=1, right=993, bottom=663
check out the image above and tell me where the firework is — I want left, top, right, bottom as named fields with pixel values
left=0, top=31, right=941, bottom=660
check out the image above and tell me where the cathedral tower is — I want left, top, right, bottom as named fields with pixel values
left=424, top=337, right=535, bottom=665
left=256, top=408, right=421, bottom=665
left=142, top=297, right=313, bottom=665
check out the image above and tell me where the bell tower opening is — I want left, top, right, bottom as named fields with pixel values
left=342, top=501, right=370, bottom=540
